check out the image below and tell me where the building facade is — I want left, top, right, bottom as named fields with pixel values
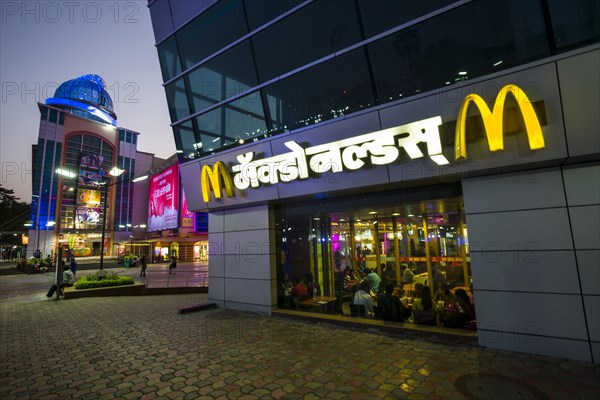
left=28, top=74, right=157, bottom=260
left=149, top=0, right=599, bottom=362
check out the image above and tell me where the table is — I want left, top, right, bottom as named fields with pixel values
left=299, top=296, right=338, bottom=312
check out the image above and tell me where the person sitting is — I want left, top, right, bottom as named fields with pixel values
left=46, top=264, right=75, bottom=298
left=352, top=281, right=374, bottom=316
left=455, top=289, right=476, bottom=322
left=305, top=272, right=320, bottom=297
left=366, top=268, right=381, bottom=294
left=412, top=285, right=438, bottom=325
left=434, top=283, right=454, bottom=308
left=381, top=263, right=396, bottom=288
left=290, top=277, right=307, bottom=308
left=402, top=265, right=414, bottom=284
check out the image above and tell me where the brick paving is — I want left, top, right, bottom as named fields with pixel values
left=0, top=292, right=599, bottom=400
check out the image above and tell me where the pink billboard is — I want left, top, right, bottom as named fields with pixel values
left=147, top=164, right=179, bottom=232
left=181, top=189, right=194, bottom=227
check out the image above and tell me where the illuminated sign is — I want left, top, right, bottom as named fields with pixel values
left=201, top=162, right=235, bottom=202
left=148, top=165, right=180, bottom=232
left=455, top=84, right=545, bottom=159
left=201, top=84, right=545, bottom=202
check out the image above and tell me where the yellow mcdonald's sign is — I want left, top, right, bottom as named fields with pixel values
left=455, top=84, right=545, bottom=160
left=201, top=161, right=235, bottom=202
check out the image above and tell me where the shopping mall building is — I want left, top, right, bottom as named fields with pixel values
left=148, top=0, right=599, bottom=362
left=27, top=74, right=208, bottom=262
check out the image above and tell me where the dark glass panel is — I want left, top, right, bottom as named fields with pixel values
left=177, top=0, right=248, bottom=70
left=548, top=0, right=600, bottom=51
left=263, top=48, right=374, bottom=133
left=173, top=120, right=197, bottom=161
left=157, top=36, right=182, bottom=82
left=165, top=78, right=191, bottom=123
left=368, top=0, right=549, bottom=105
left=243, top=0, right=303, bottom=31
left=192, top=91, right=268, bottom=156
left=357, top=0, right=454, bottom=38
left=49, top=109, right=58, bottom=123
left=252, top=0, right=363, bottom=82
left=186, top=41, right=258, bottom=114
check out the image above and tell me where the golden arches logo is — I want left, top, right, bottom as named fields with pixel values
left=201, top=162, right=235, bottom=202
left=455, top=84, right=545, bottom=160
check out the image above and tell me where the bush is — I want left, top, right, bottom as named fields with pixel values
left=74, top=271, right=134, bottom=290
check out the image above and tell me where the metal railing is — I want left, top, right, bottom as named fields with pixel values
left=139, top=270, right=208, bottom=288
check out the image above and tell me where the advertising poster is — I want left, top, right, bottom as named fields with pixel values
left=79, top=169, right=104, bottom=187
left=79, top=153, right=104, bottom=170
left=78, top=189, right=101, bottom=206
left=181, top=189, right=194, bottom=227
left=147, top=164, right=179, bottom=232
left=76, top=208, right=101, bottom=224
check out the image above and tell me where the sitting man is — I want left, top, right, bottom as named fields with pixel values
left=352, top=281, right=374, bottom=316
left=46, top=264, right=75, bottom=298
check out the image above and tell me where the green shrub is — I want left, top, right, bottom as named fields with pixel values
left=74, top=271, right=134, bottom=289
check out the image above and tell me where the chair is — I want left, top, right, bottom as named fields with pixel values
left=350, top=303, right=367, bottom=317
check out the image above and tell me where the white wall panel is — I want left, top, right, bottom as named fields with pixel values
left=224, top=254, right=273, bottom=280
left=208, top=211, right=224, bottom=233
left=557, top=49, right=600, bottom=157
left=563, top=164, right=600, bottom=206
left=577, top=250, right=600, bottom=295
left=569, top=205, right=600, bottom=249
left=208, top=254, right=224, bottom=278
left=224, top=204, right=270, bottom=231
left=474, top=291, right=588, bottom=340
left=478, top=329, right=592, bottom=362
left=584, top=295, right=600, bottom=342
left=223, top=230, right=272, bottom=256
left=208, top=276, right=225, bottom=303
left=462, top=168, right=566, bottom=213
left=466, top=208, right=573, bottom=251
left=224, top=278, right=275, bottom=308
left=470, top=251, right=579, bottom=293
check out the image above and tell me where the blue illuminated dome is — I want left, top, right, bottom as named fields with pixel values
left=46, top=74, right=117, bottom=126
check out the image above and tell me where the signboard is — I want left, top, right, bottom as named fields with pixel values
left=80, top=153, right=104, bottom=170
left=181, top=189, right=194, bottom=227
left=147, top=164, right=179, bottom=232
left=200, top=84, right=546, bottom=203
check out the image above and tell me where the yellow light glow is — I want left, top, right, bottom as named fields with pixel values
left=455, top=84, right=545, bottom=160
left=201, top=162, right=235, bottom=202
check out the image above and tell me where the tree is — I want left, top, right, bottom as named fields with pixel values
left=0, top=185, right=30, bottom=247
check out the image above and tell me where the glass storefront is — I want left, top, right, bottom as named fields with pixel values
left=276, top=184, right=474, bottom=330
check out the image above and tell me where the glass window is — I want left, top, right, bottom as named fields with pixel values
left=119, top=130, right=125, bottom=141
left=548, top=0, right=600, bottom=51
left=243, top=0, right=303, bottom=31
left=126, top=132, right=132, bottom=144
left=165, top=78, right=191, bottom=123
left=173, top=120, right=198, bottom=161
left=192, top=91, right=268, bottom=156
left=133, top=134, right=137, bottom=145
left=49, top=109, right=58, bottom=124
left=357, top=0, right=454, bottom=38
left=40, top=107, right=48, bottom=121
left=58, top=112, right=64, bottom=125
left=263, top=48, right=374, bottom=134
left=157, top=36, right=183, bottom=82
left=186, top=41, right=258, bottom=115
left=177, top=0, right=248, bottom=70
left=368, top=0, right=549, bottom=105
left=252, top=0, right=363, bottom=82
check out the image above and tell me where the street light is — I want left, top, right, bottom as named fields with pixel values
left=98, top=171, right=149, bottom=270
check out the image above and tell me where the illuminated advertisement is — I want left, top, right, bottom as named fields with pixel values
left=76, top=207, right=101, bottom=224
left=181, top=189, right=194, bottom=227
left=79, top=169, right=104, bottom=187
left=80, top=153, right=104, bottom=170
left=78, top=189, right=101, bottom=206
left=148, top=164, right=179, bottom=232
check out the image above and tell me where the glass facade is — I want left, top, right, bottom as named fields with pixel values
left=276, top=184, right=473, bottom=327
left=156, top=0, right=599, bottom=162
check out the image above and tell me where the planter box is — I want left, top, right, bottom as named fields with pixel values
left=63, top=283, right=146, bottom=299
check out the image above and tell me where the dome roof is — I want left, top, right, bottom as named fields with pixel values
left=46, top=74, right=117, bottom=126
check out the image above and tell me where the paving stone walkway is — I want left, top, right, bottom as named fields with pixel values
left=1, top=294, right=598, bottom=399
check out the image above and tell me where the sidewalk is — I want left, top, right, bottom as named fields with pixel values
left=0, top=261, right=208, bottom=303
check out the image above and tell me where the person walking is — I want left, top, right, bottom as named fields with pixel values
left=168, top=255, right=177, bottom=275
left=139, top=255, right=147, bottom=277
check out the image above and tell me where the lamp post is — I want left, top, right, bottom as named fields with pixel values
left=98, top=171, right=149, bottom=270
